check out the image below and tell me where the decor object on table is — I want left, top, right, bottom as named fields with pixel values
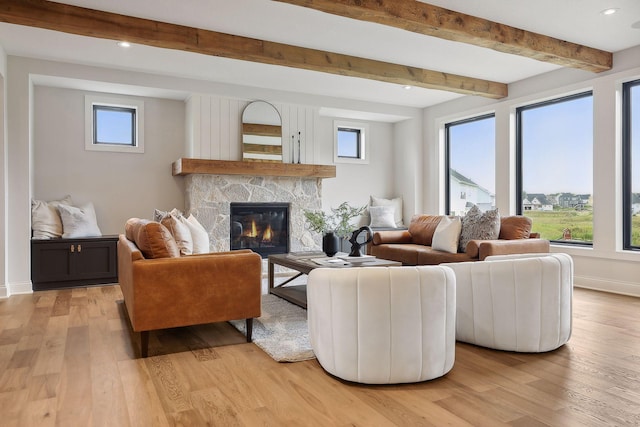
left=307, top=265, right=456, bottom=384
left=370, top=213, right=548, bottom=265
left=230, top=294, right=315, bottom=362
left=118, top=218, right=262, bottom=357
left=444, top=252, right=573, bottom=352
left=348, top=225, right=373, bottom=257
left=304, top=202, right=366, bottom=256
left=322, top=231, right=340, bottom=257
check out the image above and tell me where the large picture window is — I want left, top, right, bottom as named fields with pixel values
left=623, top=79, right=640, bottom=250
left=445, top=114, right=495, bottom=215
left=516, top=92, right=593, bottom=244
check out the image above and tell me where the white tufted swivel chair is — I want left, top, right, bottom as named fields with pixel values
left=307, top=266, right=456, bottom=384
left=445, top=253, right=573, bottom=353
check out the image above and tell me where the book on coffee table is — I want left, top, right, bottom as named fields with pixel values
left=338, top=255, right=376, bottom=264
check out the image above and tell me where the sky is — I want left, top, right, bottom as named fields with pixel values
left=449, top=94, right=598, bottom=196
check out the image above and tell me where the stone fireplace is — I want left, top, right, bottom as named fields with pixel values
left=183, top=173, right=323, bottom=254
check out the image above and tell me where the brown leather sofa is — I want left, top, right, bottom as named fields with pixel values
left=118, top=218, right=262, bottom=357
left=370, top=214, right=549, bottom=265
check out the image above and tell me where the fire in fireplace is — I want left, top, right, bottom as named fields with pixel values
left=230, top=202, right=290, bottom=257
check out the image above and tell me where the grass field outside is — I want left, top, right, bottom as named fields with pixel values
left=526, top=209, right=640, bottom=245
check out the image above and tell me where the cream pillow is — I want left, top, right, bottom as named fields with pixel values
left=370, top=195, right=404, bottom=227
left=57, top=202, right=102, bottom=238
left=182, top=214, right=210, bottom=254
left=31, top=195, right=73, bottom=239
left=369, top=205, right=396, bottom=228
left=432, top=216, right=462, bottom=254
left=161, top=213, right=194, bottom=256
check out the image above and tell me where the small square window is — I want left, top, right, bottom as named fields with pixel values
left=94, top=105, right=136, bottom=146
left=337, top=128, right=361, bottom=158
left=334, top=120, right=368, bottom=164
left=85, top=95, right=144, bottom=153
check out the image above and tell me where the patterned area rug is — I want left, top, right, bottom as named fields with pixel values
left=230, top=294, right=315, bottom=362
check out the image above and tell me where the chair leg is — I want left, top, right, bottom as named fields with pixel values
left=246, top=318, right=253, bottom=342
left=140, top=331, right=149, bottom=358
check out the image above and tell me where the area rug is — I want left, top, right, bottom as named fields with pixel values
left=230, top=294, right=315, bottom=362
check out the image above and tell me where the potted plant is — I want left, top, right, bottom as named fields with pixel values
left=304, top=202, right=366, bottom=256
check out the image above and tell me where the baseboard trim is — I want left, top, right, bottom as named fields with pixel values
left=0, top=284, right=7, bottom=298
left=575, top=275, right=640, bottom=298
left=8, top=281, right=33, bottom=296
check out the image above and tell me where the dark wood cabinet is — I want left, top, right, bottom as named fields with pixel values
left=31, top=235, right=118, bottom=291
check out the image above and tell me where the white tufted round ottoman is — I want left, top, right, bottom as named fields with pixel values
left=307, top=265, right=456, bottom=384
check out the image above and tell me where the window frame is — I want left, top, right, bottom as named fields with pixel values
left=333, top=120, right=368, bottom=164
left=85, top=94, right=145, bottom=153
left=444, top=113, right=495, bottom=215
left=515, top=90, right=593, bottom=246
left=622, top=78, right=640, bottom=251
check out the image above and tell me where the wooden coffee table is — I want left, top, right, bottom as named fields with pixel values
left=268, top=253, right=402, bottom=308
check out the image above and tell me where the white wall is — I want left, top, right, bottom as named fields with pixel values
left=0, top=47, right=6, bottom=297
left=423, top=45, right=640, bottom=296
left=33, top=86, right=185, bottom=234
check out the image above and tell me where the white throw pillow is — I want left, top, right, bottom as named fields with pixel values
left=369, top=205, right=396, bottom=228
left=31, top=195, right=73, bottom=239
left=57, top=202, right=102, bottom=238
left=370, top=195, right=404, bottom=227
left=161, top=213, right=194, bottom=256
left=182, top=214, right=210, bottom=254
left=432, top=216, right=462, bottom=254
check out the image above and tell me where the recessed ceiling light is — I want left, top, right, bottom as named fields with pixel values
left=403, top=85, right=412, bottom=90
left=600, top=8, right=619, bottom=15
left=117, top=41, right=131, bottom=48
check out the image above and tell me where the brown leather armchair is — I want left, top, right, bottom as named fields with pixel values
left=118, top=221, right=262, bottom=357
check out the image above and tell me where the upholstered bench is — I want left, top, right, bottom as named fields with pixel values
left=445, top=253, right=573, bottom=352
left=307, top=266, right=456, bottom=384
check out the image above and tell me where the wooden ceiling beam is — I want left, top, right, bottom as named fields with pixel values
left=274, top=0, right=613, bottom=73
left=0, top=0, right=507, bottom=98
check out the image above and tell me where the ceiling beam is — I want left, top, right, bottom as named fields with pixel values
left=274, top=0, right=613, bottom=73
left=0, top=0, right=507, bottom=99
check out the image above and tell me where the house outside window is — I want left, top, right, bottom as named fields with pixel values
left=445, top=114, right=495, bottom=216
left=85, top=94, right=145, bottom=153
left=334, top=120, right=368, bottom=164
left=516, top=91, right=593, bottom=244
left=623, top=78, right=640, bottom=250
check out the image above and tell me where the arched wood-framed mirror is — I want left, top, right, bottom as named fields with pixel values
left=242, top=101, right=282, bottom=162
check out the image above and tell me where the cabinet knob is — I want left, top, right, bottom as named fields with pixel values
left=78, top=244, right=82, bottom=253
left=70, top=244, right=74, bottom=253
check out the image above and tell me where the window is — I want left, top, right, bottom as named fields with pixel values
left=445, top=114, right=495, bottom=216
left=85, top=95, right=144, bottom=153
left=334, top=121, right=368, bottom=164
left=516, top=92, right=593, bottom=244
left=623, top=79, right=640, bottom=250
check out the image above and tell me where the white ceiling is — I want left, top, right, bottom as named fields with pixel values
left=0, top=0, right=639, bottom=108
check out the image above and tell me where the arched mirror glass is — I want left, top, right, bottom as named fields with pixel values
left=242, top=101, right=282, bottom=162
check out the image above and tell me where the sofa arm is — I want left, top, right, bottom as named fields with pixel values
left=477, top=239, right=550, bottom=261
left=372, top=230, right=413, bottom=245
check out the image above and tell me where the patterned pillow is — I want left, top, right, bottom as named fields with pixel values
left=458, top=205, right=500, bottom=253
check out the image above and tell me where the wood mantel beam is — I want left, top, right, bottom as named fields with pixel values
left=274, top=0, right=613, bottom=73
left=0, top=0, right=506, bottom=99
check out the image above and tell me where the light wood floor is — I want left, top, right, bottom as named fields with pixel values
left=1, top=286, right=639, bottom=426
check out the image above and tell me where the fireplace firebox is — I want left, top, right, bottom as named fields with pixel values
left=230, top=202, right=290, bottom=258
